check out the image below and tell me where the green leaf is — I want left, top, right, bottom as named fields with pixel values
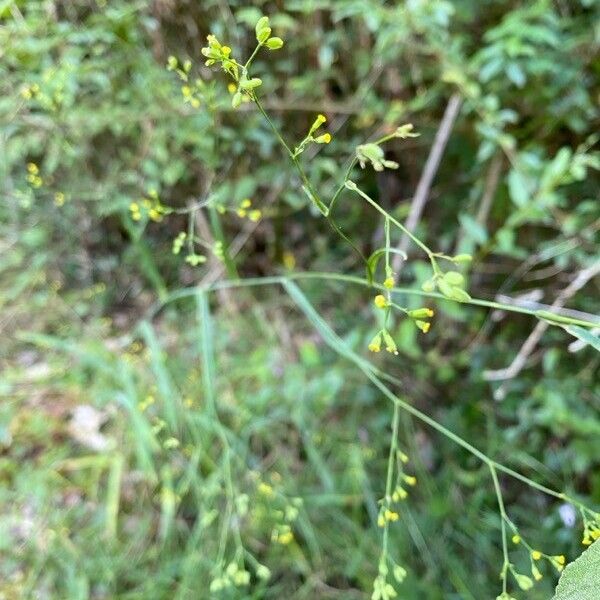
left=564, top=326, right=600, bottom=353
left=553, top=541, right=600, bottom=600
left=507, top=168, right=531, bottom=207
left=458, top=214, right=488, bottom=244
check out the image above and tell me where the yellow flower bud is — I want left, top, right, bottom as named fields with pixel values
left=374, top=295, right=388, bottom=308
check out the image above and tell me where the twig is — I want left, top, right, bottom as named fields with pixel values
left=392, top=93, right=462, bottom=272
left=484, top=262, right=600, bottom=397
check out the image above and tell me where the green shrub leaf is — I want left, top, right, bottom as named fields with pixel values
left=553, top=541, right=600, bottom=600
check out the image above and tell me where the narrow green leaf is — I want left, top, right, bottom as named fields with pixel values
left=564, top=326, right=600, bottom=353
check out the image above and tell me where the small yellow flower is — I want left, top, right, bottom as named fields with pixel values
left=531, top=564, right=543, bottom=581
left=240, top=198, right=252, bottom=208
left=392, top=487, right=408, bottom=501
left=283, top=251, right=296, bottom=270
left=227, top=82, right=237, bottom=94
left=415, top=320, right=430, bottom=333
left=149, top=208, right=163, bottom=222
left=398, top=451, right=409, bottom=464
left=377, top=514, right=385, bottom=527
left=277, top=531, right=294, bottom=545
left=315, top=133, right=331, bottom=144
left=512, top=534, right=521, bottom=544
left=582, top=536, right=592, bottom=545
left=54, top=192, right=65, bottom=207
left=403, top=475, right=417, bottom=486
left=384, top=509, right=399, bottom=522
left=236, top=208, right=247, bottom=218
left=368, top=332, right=381, bottom=353
left=531, top=550, right=542, bottom=560
left=27, top=162, right=39, bottom=174
left=258, top=482, right=274, bottom=497
left=374, top=295, right=388, bottom=308
left=383, top=277, right=395, bottom=289
left=552, top=555, right=565, bottom=565
left=248, top=209, right=262, bottom=222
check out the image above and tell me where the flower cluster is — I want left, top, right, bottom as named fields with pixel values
left=252, top=474, right=302, bottom=549
left=200, top=16, right=284, bottom=109
left=377, top=452, right=416, bottom=528
left=236, top=198, right=262, bottom=222
left=581, top=511, right=600, bottom=545
left=501, top=523, right=567, bottom=595
left=166, top=56, right=204, bottom=109
left=129, top=190, right=169, bottom=223
left=369, top=296, right=435, bottom=354
left=372, top=561, right=407, bottom=600
left=26, top=163, right=43, bottom=188
left=292, top=114, right=332, bottom=157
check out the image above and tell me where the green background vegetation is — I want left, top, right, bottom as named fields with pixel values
left=1, top=1, right=599, bottom=598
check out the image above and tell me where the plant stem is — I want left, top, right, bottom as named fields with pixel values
left=380, top=401, right=401, bottom=569
left=491, top=464, right=510, bottom=594
left=150, top=271, right=600, bottom=329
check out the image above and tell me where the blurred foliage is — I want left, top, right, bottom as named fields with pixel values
left=1, top=0, right=599, bottom=598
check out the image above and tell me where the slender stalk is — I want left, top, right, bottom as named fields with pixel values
left=491, top=465, right=510, bottom=594
left=253, top=95, right=329, bottom=215
left=149, top=271, right=600, bottom=329
left=347, top=183, right=435, bottom=258
left=381, top=402, right=402, bottom=565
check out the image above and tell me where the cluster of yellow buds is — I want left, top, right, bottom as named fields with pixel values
left=20, top=83, right=40, bottom=100
left=167, top=57, right=203, bottom=107
left=391, top=473, right=416, bottom=502
left=54, top=192, right=66, bottom=207
left=368, top=329, right=398, bottom=355
left=129, top=190, right=168, bottom=223
left=236, top=198, right=262, bottom=222
left=407, top=307, right=434, bottom=334
left=510, top=527, right=567, bottom=587
left=374, top=294, right=388, bottom=309
left=271, top=524, right=294, bottom=545
left=377, top=508, right=399, bottom=527
left=138, top=394, right=155, bottom=412
left=26, top=163, right=43, bottom=188
left=292, top=114, right=332, bottom=157
left=582, top=514, right=600, bottom=545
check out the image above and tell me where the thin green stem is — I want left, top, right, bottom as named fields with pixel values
left=149, top=272, right=600, bottom=329
left=346, top=182, right=434, bottom=258
left=380, top=401, right=401, bottom=570
left=253, top=95, right=329, bottom=215
left=491, top=464, right=510, bottom=594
